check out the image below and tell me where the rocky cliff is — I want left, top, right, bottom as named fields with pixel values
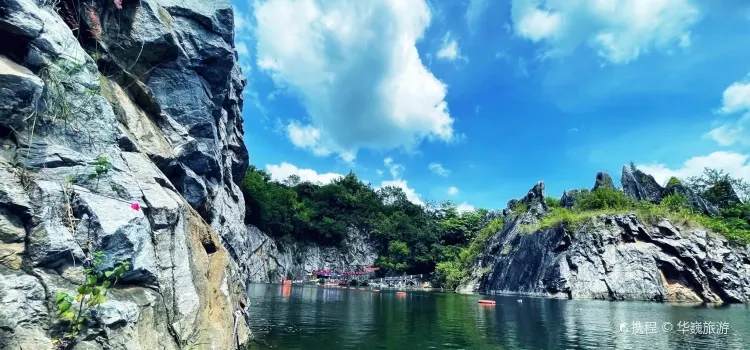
left=234, top=225, right=377, bottom=283
left=461, top=173, right=750, bottom=303
left=0, top=0, right=251, bottom=348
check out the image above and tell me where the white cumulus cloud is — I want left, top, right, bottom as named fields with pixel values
left=706, top=79, right=750, bottom=147
left=705, top=120, right=748, bottom=147
left=428, top=162, right=451, bottom=177
left=286, top=122, right=332, bottom=157
left=510, top=0, right=701, bottom=64
left=447, top=186, right=459, bottom=196
left=265, top=162, right=343, bottom=184
left=254, top=0, right=455, bottom=161
left=637, top=151, right=750, bottom=186
left=719, top=81, right=750, bottom=114
left=379, top=179, right=424, bottom=206
left=456, top=202, right=476, bottom=214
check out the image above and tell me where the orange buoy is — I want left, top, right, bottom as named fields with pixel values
left=478, top=299, right=495, bottom=305
left=359, top=288, right=366, bottom=290
left=349, top=287, right=355, bottom=290
left=372, top=289, right=380, bottom=292
left=396, top=291, right=406, bottom=296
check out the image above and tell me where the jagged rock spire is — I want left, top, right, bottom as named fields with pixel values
left=621, top=165, right=664, bottom=203
left=592, top=172, right=616, bottom=191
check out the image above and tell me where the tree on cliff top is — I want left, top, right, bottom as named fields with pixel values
left=684, top=168, right=749, bottom=205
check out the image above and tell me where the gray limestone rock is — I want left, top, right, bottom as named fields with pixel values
left=237, top=225, right=378, bottom=283
left=621, top=165, right=664, bottom=203
left=0, top=55, right=43, bottom=132
left=0, top=0, right=251, bottom=348
left=475, top=213, right=750, bottom=303
left=592, top=172, right=615, bottom=191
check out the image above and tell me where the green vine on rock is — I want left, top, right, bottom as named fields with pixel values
left=52, top=251, right=130, bottom=349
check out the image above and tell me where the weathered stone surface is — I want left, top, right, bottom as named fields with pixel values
left=0, top=0, right=251, bottom=348
left=237, top=225, right=378, bottom=283
left=0, top=55, right=43, bottom=132
left=621, top=165, right=664, bottom=203
left=592, top=172, right=615, bottom=191
left=0, top=267, right=50, bottom=349
left=474, top=213, right=750, bottom=303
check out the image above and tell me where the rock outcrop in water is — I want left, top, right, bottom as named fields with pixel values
left=0, top=0, right=251, bottom=348
left=460, top=172, right=750, bottom=303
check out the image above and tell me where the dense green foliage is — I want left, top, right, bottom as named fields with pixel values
left=545, top=196, right=561, bottom=208
left=666, top=176, right=681, bottom=188
left=575, top=187, right=632, bottom=211
left=434, top=218, right=504, bottom=289
left=240, top=166, right=489, bottom=274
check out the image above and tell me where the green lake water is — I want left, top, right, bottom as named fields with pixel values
left=245, top=284, right=750, bottom=349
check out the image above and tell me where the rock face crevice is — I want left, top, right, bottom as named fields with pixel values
left=463, top=182, right=750, bottom=303
left=0, top=0, right=251, bottom=348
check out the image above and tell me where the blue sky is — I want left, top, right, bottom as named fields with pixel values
left=231, top=0, right=750, bottom=211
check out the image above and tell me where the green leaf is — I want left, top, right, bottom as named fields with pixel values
left=88, top=173, right=97, bottom=179
left=87, top=294, right=105, bottom=307
left=57, top=300, right=72, bottom=313
left=56, top=291, right=68, bottom=303
left=60, top=309, right=75, bottom=320
left=87, top=276, right=97, bottom=286
left=101, top=280, right=111, bottom=289
left=104, top=270, right=113, bottom=278
left=77, top=285, right=88, bottom=294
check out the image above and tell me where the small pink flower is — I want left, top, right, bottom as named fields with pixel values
left=114, top=0, right=123, bottom=9
left=130, top=202, right=141, bottom=211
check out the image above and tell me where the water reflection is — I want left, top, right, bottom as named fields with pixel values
left=245, top=284, right=750, bottom=349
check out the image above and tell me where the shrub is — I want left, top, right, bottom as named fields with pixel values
left=511, top=202, right=529, bottom=213
left=574, top=187, right=633, bottom=211
left=545, top=196, right=561, bottom=208
left=660, top=193, right=688, bottom=212
left=88, top=155, right=112, bottom=189
left=539, top=208, right=581, bottom=230
left=666, top=177, right=681, bottom=188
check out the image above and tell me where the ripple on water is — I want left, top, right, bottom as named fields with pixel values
left=245, top=284, right=750, bottom=350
